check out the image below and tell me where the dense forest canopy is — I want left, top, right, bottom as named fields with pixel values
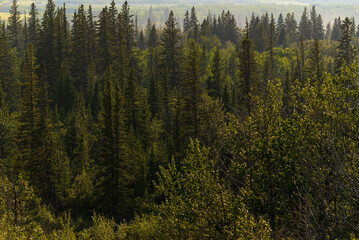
left=1, top=0, right=359, bottom=239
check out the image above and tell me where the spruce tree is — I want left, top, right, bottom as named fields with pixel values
left=97, top=75, right=117, bottom=216
left=299, top=7, right=310, bottom=40
left=96, top=6, right=114, bottom=75
left=335, top=17, right=356, bottom=74
left=87, top=5, right=96, bottom=61
left=307, top=39, right=324, bottom=83
left=7, top=0, right=22, bottom=49
left=22, top=15, right=28, bottom=47
left=148, top=24, right=158, bottom=48
left=238, top=22, right=257, bottom=115
left=309, top=6, right=324, bottom=40
left=209, top=47, right=223, bottom=98
left=160, top=11, right=182, bottom=89
left=265, top=14, right=275, bottom=82
left=284, top=12, right=297, bottom=44
left=189, top=6, right=198, bottom=30
left=119, top=1, right=135, bottom=55
left=108, top=0, right=118, bottom=35
left=18, top=44, right=40, bottom=173
left=181, top=40, right=203, bottom=145
left=276, top=13, right=286, bottom=46
left=184, top=10, right=190, bottom=31
left=28, top=3, right=39, bottom=50
left=124, top=69, right=139, bottom=134
left=138, top=30, right=145, bottom=50
left=316, top=14, right=324, bottom=40
left=71, top=4, right=89, bottom=93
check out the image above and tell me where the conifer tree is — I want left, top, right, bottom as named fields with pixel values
left=265, top=14, right=275, bottom=82
left=189, top=7, right=198, bottom=30
left=284, top=12, right=297, bottom=44
left=276, top=13, right=286, bottom=46
left=148, top=71, right=162, bottom=119
left=55, top=4, right=70, bottom=70
left=299, top=7, right=310, bottom=40
left=87, top=6, right=96, bottom=61
left=135, top=15, right=138, bottom=40
left=208, top=47, right=223, bottom=98
left=184, top=10, right=190, bottom=31
left=148, top=24, right=158, bottom=48
left=119, top=1, right=135, bottom=55
left=7, top=0, right=22, bottom=49
left=307, top=39, right=324, bottom=83
left=124, top=70, right=138, bottom=134
left=335, top=17, right=356, bottom=74
left=223, top=11, right=239, bottom=43
left=97, top=74, right=117, bottom=216
left=160, top=11, right=182, bottom=89
left=28, top=3, right=39, bottom=50
left=71, top=4, right=89, bottom=93
left=138, top=30, right=145, bottom=50
left=309, top=6, right=324, bottom=40
left=22, top=15, right=28, bottom=47
left=238, top=22, right=257, bottom=115
left=96, top=6, right=114, bottom=75
left=66, top=94, right=93, bottom=178
left=18, top=44, right=40, bottom=173
left=316, top=14, right=324, bottom=40
left=200, top=16, right=211, bottom=38
left=181, top=40, right=203, bottom=145
left=108, top=0, right=118, bottom=34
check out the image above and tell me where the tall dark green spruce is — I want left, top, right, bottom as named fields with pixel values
left=28, top=3, right=39, bottom=49
left=18, top=44, right=41, bottom=174
left=335, top=17, right=356, bottom=74
left=299, top=7, right=310, bottom=40
left=208, top=47, right=223, bottom=98
left=96, top=6, right=115, bottom=75
left=180, top=40, right=203, bottom=152
left=97, top=75, right=121, bottom=217
left=7, top=0, right=22, bottom=50
left=71, top=4, right=90, bottom=93
left=238, top=22, right=257, bottom=115
left=307, top=39, right=324, bottom=83
left=160, top=11, right=182, bottom=89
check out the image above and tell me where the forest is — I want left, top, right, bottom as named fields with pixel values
left=1, top=0, right=359, bottom=239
